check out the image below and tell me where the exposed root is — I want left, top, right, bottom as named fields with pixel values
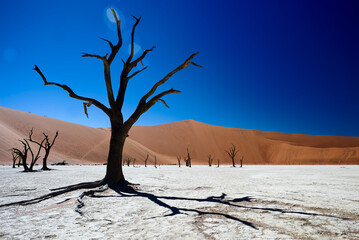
left=75, top=184, right=109, bottom=215
left=0, top=179, right=107, bottom=207
left=50, top=179, right=106, bottom=191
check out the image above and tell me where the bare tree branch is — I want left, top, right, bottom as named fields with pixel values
left=116, top=46, right=155, bottom=110
left=28, top=128, right=42, bottom=147
left=81, top=53, right=108, bottom=62
left=140, top=52, right=200, bottom=103
left=124, top=89, right=180, bottom=130
left=126, top=15, right=141, bottom=64
left=107, top=8, right=123, bottom=65
left=130, top=46, right=156, bottom=69
left=120, top=52, right=200, bottom=131
left=81, top=52, right=116, bottom=109
left=128, top=66, right=148, bottom=80
left=158, top=99, right=170, bottom=108
left=33, top=65, right=111, bottom=117
left=100, top=37, right=114, bottom=50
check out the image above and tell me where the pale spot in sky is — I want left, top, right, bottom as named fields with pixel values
left=106, top=8, right=118, bottom=23
left=104, top=7, right=125, bottom=31
left=128, top=43, right=142, bottom=56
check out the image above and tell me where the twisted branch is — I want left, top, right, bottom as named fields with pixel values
left=33, top=65, right=111, bottom=117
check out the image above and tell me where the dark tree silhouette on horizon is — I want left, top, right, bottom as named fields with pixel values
left=225, top=144, right=239, bottom=167
left=29, top=128, right=58, bottom=171
left=11, top=133, right=45, bottom=172
left=10, top=149, right=19, bottom=168
left=208, top=154, right=213, bottom=167
left=177, top=156, right=181, bottom=167
left=33, top=9, right=201, bottom=190
left=144, top=154, right=149, bottom=167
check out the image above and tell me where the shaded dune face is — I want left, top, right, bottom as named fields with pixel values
left=1, top=106, right=358, bottom=165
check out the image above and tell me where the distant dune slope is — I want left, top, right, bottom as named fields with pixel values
left=129, top=120, right=359, bottom=164
left=1, top=106, right=358, bottom=165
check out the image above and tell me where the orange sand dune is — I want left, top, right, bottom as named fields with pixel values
left=129, top=120, right=359, bottom=165
left=1, top=106, right=358, bottom=165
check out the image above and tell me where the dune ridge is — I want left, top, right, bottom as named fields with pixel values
left=1, top=106, right=358, bottom=165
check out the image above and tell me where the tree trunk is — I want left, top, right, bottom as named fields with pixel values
left=42, top=151, right=50, bottom=170
left=104, top=121, right=126, bottom=189
left=22, top=156, right=29, bottom=172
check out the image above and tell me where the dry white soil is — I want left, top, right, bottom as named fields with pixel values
left=0, top=165, right=358, bottom=239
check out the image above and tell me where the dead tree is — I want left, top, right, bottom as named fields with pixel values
left=154, top=156, right=157, bottom=168
left=29, top=129, right=58, bottom=170
left=144, top=154, right=149, bottom=167
left=132, top=158, right=136, bottom=167
left=217, top=159, right=220, bottom=168
left=10, top=141, right=29, bottom=172
left=10, top=149, right=19, bottom=168
left=240, top=156, right=244, bottom=168
left=225, top=144, right=239, bottom=167
left=184, top=148, right=192, bottom=167
left=177, top=156, right=181, bottom=167
left=25, top=138, right=45, bottom=171
left=33, top=9, right=200, bottom=190
left=208, top=154, right=213, bottom=167
left=125, top=158, right=131, bottom=167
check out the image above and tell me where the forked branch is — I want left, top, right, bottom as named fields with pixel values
left=126, top=15, right=141, bottom=64
left=141, top=52, right=201, bottom=103
left=107, top=8, right=123, bottom=64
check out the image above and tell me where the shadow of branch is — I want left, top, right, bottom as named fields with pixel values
left=90, top=185, right=349, bottom=230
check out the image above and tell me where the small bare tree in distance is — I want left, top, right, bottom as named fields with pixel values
left=184, top=148, right=192, bottom=168
left=12, top=129, right=46, bottom=172
left=240, top=156, right=244, bottom=168
left=225, top=144, right=239, bottom=167
left=29, top=128, right=58, bottom=171
left=10, top=149, right=19, bottom=168
left=10, top=141, right=29, bottom=172
left=208, top=154, right=213, bottom=167
left=144, top=154, right=149, bottom=167
left=33, top=9, right=201, bottom=190
left=177, top=156, right=181, bottom=167
left=125, top=158, right=131, bottom=167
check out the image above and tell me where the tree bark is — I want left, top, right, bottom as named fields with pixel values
left=104, top=120, right=126, bottom=189
left=42, top=151, right=50, bottom=170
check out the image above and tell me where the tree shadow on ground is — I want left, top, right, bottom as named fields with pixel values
left=90, top=185, right=348, bottom=230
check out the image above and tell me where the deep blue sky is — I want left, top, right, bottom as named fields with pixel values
left=0, top=0, right=358, bottom=136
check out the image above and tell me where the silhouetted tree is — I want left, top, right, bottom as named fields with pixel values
left=29, top=128, right=58, bottom=171
left=132, top=158, right=136, bottom=167
left=154, top=156, right=157, bottom=168
left=185, top=148, right=192, bottom=167
left=11, top=129, right=46, bottom=172
left=225, top=144, right=239, bottom=167
left=125, top=158, right=131, bottom=167
left=208, top=154, right=213, bottom=167
left=177, top=156, right=181, bottom=167
left=217, top=159, right=220, bottom=168
left=25, top=138, right=44, bottom=172
left=10, top=149, right=19, bottom=168
left=240, top=156, right=244, bottom=168
left=10, top=141, right=29, bottom=172
left=144, top=154, right=149, bottom=167
left=33, top=9, right=200, bottom=190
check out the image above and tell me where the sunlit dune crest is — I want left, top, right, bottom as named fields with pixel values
left=0, top=106, right=358, bottom=165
